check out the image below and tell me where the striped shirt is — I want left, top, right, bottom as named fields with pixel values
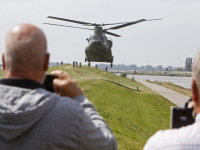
left=144, top=113, right=200, bottom=150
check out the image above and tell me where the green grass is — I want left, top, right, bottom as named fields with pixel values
left=48, top=64, right=154, bottom=94
left=79, top=79, right=174, bottom=149
left=0, top=70, right=4, bottom=78
left=0, top=64, right=176, bottom=149
left=146, top=80, right=192, bottom=97
left=48, top=64, right=175, bottom=149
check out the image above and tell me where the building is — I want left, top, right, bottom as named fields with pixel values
left=185, top=57, right=193, bottom=71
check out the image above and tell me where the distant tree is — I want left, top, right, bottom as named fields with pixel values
left=168, top=66, right=173, bottom=71
left=139, top=66, right=145, bottom=71
left=120, top=73, right=127, bottom=78
left=176, top=67, right=182, bottom=71
left=145, top=65, right=153, bottom=71
left=156, top=65, right=162, bottom=71
left=128, top=64, right=137, bottom=70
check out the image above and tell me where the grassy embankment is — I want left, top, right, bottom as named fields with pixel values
left=136, top=71, right=192, bottom=77
left=0, top=70, right=3, bottom=77
left=0, top=65, right=176, bottom=150
left=111, top=70, right=192, bottom=77
left=146, top=80, right=192, bottom=97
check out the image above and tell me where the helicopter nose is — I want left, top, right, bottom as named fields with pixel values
left=92, top=40, right=102, bottom=45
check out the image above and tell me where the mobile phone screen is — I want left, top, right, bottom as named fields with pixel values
left=43, top=74, right=58, bottom=92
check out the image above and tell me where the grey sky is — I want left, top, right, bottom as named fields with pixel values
left=1, top=0, right=200, bottom=67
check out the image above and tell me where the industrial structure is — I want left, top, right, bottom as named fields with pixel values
left=185, top=57, right=193, bottom=71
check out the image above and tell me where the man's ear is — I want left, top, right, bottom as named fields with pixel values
left=43, top=53, right=49, bottom=71
left=2, top=53, right=6, bottom=70
left=192, top=78, right=199, bottom=103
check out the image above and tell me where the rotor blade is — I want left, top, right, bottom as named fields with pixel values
left=103, top=22, right=139, bottom=26
left=146, top=19, right=163, bottom=21
left=107, top=18, right=162, bottom=30
left=47, top=16, right=95, bottom=26
left=103, top=19, right=162, bottom=26
left=104, top=31, right=121, bottom=37
left=43, top=23, right=94, bottom=30
left=108, top=19, right=146, bottom=30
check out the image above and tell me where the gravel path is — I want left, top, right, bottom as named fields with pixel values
left=136, top=79, right=190, bottom=107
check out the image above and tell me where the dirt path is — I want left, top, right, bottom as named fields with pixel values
left=136, top=79, right=190, bottom=107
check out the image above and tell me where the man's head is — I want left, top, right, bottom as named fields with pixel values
left=2, top=23, right=49, bottom=83
left=192, top=51, right=200, bottom=114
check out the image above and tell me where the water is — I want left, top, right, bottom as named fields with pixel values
left=127, top=75, right=192, bottom=89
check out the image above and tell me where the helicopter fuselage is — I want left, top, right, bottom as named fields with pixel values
left=85, top=27, right=114, bottom=63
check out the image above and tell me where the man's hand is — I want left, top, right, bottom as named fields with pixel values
left=51, top=70, right=83, bottom=98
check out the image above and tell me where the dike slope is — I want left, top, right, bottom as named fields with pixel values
left=48, top=64, right=176, bottom=149
left=0, top=64, right=176, bottom=149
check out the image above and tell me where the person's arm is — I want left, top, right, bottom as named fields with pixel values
left=51, top=70, right=117, bottom=150
left=73, top=95, right=117, bottom=150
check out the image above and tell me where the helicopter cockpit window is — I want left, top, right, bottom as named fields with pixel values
left=94, top=35, right=104, bottom=41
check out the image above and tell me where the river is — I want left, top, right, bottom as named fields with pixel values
left=127, top=75, right=192, bottom=89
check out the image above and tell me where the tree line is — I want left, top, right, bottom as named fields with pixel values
left=97, top=64, right=184, bottom=71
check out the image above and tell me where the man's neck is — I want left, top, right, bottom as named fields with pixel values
left=4, top=70, right=45, bottom=84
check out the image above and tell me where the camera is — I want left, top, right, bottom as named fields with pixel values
left=170, top=98, right=195, bottom=129
left=43, top=74, right=58, bottom=92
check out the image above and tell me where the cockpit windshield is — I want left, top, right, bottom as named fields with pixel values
left=93, top=35, right=104, bottom=41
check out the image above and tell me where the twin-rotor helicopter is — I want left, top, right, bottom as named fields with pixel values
left=44, top=16, right=161, bottom=68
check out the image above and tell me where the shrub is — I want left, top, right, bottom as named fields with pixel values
left=120, top=73, right=127, bottom=78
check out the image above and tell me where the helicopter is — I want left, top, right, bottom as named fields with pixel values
left=44, top=16, right=161, bottom=68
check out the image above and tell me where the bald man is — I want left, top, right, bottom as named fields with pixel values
left=0, top=24, right=117, bottom=150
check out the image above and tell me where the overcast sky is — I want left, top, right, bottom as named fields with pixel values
left=1, top=0, right=200, bottom=67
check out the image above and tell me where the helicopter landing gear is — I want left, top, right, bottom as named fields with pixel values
left=88, top=62, right=91, bottom=67
left=85, top=57, right=90, bottom=62
left=110, top=63, right=113, bottom=68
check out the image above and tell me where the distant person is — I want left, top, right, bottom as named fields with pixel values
left=144, top=50, right=200, bottom=149
left=57, top=62, right=58, bottom=66
left=0, top=23, right=117, bottom=150
left=105, top=67, right=108, bottom=72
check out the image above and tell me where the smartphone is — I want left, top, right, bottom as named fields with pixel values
left=43, top=74, right=58, bottom=92
left=170, top=106, right=195, bottom=129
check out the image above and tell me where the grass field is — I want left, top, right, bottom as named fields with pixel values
left=0, top=65, right=176, bottom=149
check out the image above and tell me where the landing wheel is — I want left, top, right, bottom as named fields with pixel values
left=88, top=62, right=91, bottom=67
left=110, top=63, right=113, bottom=68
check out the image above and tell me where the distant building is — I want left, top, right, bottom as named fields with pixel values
left=185, top=57, right=193, bottom=71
